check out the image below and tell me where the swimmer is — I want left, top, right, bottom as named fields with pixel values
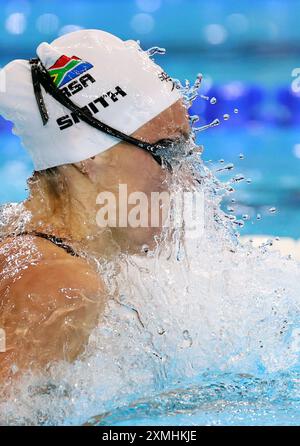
left=0, top=30, right=190, bottom=387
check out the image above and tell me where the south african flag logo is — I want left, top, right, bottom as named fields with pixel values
left=48, top=54, right=94, bottom=88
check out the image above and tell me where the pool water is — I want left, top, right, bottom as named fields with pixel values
left=87, top=372, right=300, bottom=426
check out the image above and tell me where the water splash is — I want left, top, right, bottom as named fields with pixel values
left=189, top=115, right=199, bottom=126
left=146, top=46, right=166, bottom=57
left=269, top=207, right=277, bottom=214
left=195, top=118, right=220, bottom=133
left=216, top=162, right=234, bottom=173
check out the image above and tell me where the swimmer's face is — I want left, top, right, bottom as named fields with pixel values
left=78, top=100, right=190, bottom=252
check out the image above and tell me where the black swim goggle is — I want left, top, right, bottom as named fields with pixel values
left=30, top=58, right=179, bottom=171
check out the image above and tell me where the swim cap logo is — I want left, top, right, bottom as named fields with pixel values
left=48, top=55, right=94, bottom=88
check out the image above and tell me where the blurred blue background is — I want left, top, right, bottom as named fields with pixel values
left=0, top=0, right=300, bottom=237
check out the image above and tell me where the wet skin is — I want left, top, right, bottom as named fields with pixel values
left=0, top=100, right=189, bottom=387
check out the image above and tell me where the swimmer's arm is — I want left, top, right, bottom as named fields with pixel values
left=0, top=252, right=106, bottom=385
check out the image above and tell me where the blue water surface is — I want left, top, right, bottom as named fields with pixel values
left=87, top=371, right=300, bottom=426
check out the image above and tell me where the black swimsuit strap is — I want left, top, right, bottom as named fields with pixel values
left=16, top=231, right=79, bottom=257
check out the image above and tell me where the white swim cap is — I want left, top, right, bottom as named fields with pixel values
left=0, top=29, right=181, bottom=171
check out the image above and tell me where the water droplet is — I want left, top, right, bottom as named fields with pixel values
left=193, top=73, right=203, bottom=89
left=231, top=198, right=236, bottom=203
left=268, top=207, right=277, bottom=214
left=200, top=94, right=209, bottom=101
left=190, top=115, right=199, bottom=125
left=146, top=46, right=166, bottom=56
left=195, top=118, right=220, bottom=133
left=142, top=244, right=149, bottom=253
left=211, top=118, right=220, bottom=127
left=232, top=174, right=245, bottom=183
left=219, top=159, right=224, bottom=164
left=246, top=178, right=252, bottom=184
left=227, top=186, right=235, bottom=192
left=234, top=108, right=239, bottom=114
left=239, top=153, right=244, bottom=159
left=11, top=364, right=19, bottom=375
left=223, top=113, right=230, bottom=120
left=210, top=96, right=217, bottom=104
left=216, top=163, right=234, bottom=173
left=256, top=213, right=262, bottom=220
left=183, top=329, right=190, bottom=340
left=242, top=214, right=250, bottom=220
left=181, top=329, right=193, bottom=348
left=233, top=220, right=244, bottom=228
left=193, top=145, right=204, bottom=155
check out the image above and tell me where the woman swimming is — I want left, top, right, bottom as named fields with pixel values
left=0, top=29, right=190, bottom=387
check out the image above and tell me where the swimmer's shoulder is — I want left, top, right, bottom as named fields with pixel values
left=0, top=233, right=105, bottom=300
left=0, top=234, right=106, bottom=378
